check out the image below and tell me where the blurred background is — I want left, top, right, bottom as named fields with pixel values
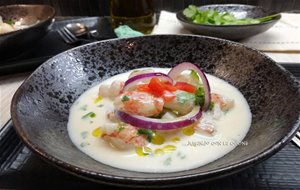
left=0, top=0, right=299, bottom=16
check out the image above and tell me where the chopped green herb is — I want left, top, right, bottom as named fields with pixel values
left=137, top=129, right=154, bottom=142
left=190, top=69, right=199, bottom=82
left=117, top=122, right=126, bottom=132
left=121, top=95, right=130, bottom=102
left=180, top=155, right=186, bottom=160
left=195, top=87, right=205, bottom=106
left=82, top=112, right=96, bottom=119
left=163, top=157, right=172, bottom=166
left=79, top=104, right=88, bottom=111
left=118, top=126, right=125, bottom=132
left=183, top=5, right=279, bottom=25
left=209, top=101, right=215, bottom=110
left=4, top=19, right=15, bottom=25
left=80, top=142, right=90, bottom=147
left=97, top=104, right=104, bottom=107
left=176, top=152, right=186, bottom=159
left=176, top=92, right=195, bottom=105
left=80, top=131, right=88, bottom=139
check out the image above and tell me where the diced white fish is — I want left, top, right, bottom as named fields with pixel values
left=98, top=80, right=124, bottom=99
left=161, top=111, right=177, bottom=120
left=101, top=123, right=119, bottom=135
left=114, top=91, right=164, bottom=117
left=195, top=116, right=216, bottom=136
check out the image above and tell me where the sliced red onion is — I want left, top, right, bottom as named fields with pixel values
left=116, top=106, right=202, bottom=130
left=168, top=62, right=211, bottom=111
left=123, top=72, right=173, bottom=92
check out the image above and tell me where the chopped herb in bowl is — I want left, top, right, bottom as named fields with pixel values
left=183, top=5, right=279, bottom=25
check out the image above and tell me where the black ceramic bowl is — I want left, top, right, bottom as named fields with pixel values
left=176, top=4, right=281, bottom=41
left=0, top=4, right=55, bottom=60
left=11, top=35, right=300, bottom=187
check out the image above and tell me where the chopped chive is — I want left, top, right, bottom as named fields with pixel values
left=209, top=101, right=215, bottom=110
left=121, top=95, right=130, bottom=102
left=137, top=129, right=154, bottom=142
left=97, top=104, right=104, bottom=107
left=118, top=126, right=125, bottom=132
left=80, top=131, right=88, bottom=139
left=82, top=112, right=96, bottom=119
left=80, top=142, right=90, bottom=147
left=4, top=19, right=14, bottom=25
left=190, top=69, right=199, bottom=81
left=180, top=155, right=186, bottom=160
left=79, top=104, right=88, bottom=111
left=163, top=157, right=172, bottom=166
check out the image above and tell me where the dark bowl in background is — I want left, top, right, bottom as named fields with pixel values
left=0, top=4, right=55, bottom=60
left=11, top=35, right=300, bottom=187
left=176, top=4, right=281, bottom=41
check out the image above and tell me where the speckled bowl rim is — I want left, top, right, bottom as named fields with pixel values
left=11, top=34, right=300, bottom=187
left=176, top=4, right=281, bottom=28
left=0, top=4, right=56, bottom=37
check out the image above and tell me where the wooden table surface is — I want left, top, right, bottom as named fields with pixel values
left=0, top=52, right=299, bottom=129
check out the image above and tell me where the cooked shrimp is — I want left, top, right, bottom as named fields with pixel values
left=114, top=91, right=164, bottom=117
left=194, top=117, right=216, bottom=136
left=102, top=125, right=148, bottom=149
left=211, top=93, right=234, bottom=111
left=98, top=80, right=124, bottom=99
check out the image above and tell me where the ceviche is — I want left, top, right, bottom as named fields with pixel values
left=68, top=62, right=251, bottom=172
left=0, top=16, right=29, bottom=34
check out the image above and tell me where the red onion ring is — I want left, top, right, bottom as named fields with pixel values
left=116, top=106, right=202, bottom=130
left=168, top=62, right=211, bottom=111
left=123, top=72, right=173, bottom=92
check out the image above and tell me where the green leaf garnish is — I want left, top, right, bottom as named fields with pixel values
left=80, top=131, right=88, bottom=139
left=121, top=96, right=130, bottom=102
left=190, top=69, right=199, bottom=81
left=195, top=87, right=205, bottom=106
left=82, top=112, right=96, bottom=119
left=4, top=19, right=15, bottom=25
left=137, top=129, right=154, bottom=142
left=118, top=122, right=126, bottom=132
left=183, top=5, right=279, bottom=25
left=209, top=101, right=215, bottom=110
left=163, top=157, right=172, bottom=166
left=80, top=142, right=90, bottom=147
left=79, top=104, right=88, bottom=111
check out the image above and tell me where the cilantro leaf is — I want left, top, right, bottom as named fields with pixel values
left=121, top=96, right=130, bottom=102
left=183, top=5, right=280, bottom=25
left=137, top=129, right=154, bottom=142
left=195, top=87, right=205, bottom=106
left=82, top=112, right=96, bottom=119
left=4, top=19, right=15, bottom=25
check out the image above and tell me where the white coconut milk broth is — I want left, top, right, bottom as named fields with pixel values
left=67, top=68, right=252, bottom=173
